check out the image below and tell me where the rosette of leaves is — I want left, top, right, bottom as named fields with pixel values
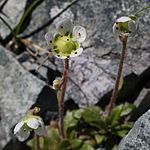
left=27, top=103, right=134, bottom=150
left=64, top=103, right=135, bottom=149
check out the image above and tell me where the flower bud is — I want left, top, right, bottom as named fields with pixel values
left=53, top=78, right=61, bottom=90
left=113, top=16, right=138, bottom=37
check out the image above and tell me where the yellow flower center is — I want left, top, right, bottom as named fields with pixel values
left=52, top=34, right=80, bottom=57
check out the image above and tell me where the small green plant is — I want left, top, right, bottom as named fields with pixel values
left=26, top=103, right=134, bottom=150
left=9, top=3, right=150, bottom=150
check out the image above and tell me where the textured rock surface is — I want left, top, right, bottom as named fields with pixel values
left=119, top=110, right=150, bottom=150
left=131, top=88, right=150, bottom=121
left=19, top=0, right=150, bottom=106
left=0, top=0, right=150, bottom=149
left=0, top=0, right=26, bottom=38
left=1, top=0, right=150, bottom=106
left=0, top=45, right=45, bottom=149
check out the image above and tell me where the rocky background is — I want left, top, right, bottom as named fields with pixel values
left=0, top=0, right=150, bottom=149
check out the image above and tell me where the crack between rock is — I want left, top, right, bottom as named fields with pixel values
left=68, top=77, right=90, bottom=106
left=0, top=0, right=8, bottom=12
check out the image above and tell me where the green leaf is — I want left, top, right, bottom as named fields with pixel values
left=64, top=111, right=78, bottom=130
left=82, top=106, right=101, bottom=123
left=80, top=143, right=95, bottom=150
left=14, top=0, right=41, bottom=35
left=84, top=139, right=97, bottom=147
left=94, top=134, right=105, bottom=144
left=107, top=104, right=123, bottom=126
left=70, top=139, right=82, bottom=149
left=115, top=129, right=129, bottom=137
left=108, top=103, right=135, bottom=126
left=114, top=123, right=133, bottom=137
left=120, top=103, right=135, bottom=117
left=73, top=109, right=84, bottom=119
left=56, top=139, right=70, bottom=150
left=79, top=135, right=90, bottom=141
left=112, top=145, right=118, bottom=150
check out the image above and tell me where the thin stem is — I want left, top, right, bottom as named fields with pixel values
left=34, top=135, right=40, bottom=150
left=105, top=35, right=128, bottom=116
left=59, top=58, right=69, bottom=139
left=134, top=5, right=150, bottom=16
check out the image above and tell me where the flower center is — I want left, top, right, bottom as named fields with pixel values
left=53, top=35, right=80, bottom=56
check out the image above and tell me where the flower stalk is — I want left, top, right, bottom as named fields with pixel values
left=105, top=35, right=128, bottom=116
left=34, top=135, right=40, bottom=150
left=59, top=58, right=69, bottom=139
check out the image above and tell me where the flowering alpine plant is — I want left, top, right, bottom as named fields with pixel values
left=45, top=18, right=86, bottom=59
left=14, top=114, right=46, bottom=141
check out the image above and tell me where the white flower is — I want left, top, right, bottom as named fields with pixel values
left=45, top=18, right=86, bottom=59
left=14, top=115, right=46, bottom=141
left=113, top=16, right=138, bottom=37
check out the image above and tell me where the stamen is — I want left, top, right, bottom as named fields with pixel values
left=67, top=39, right=69, bottom=41
left=78, top=32, right=81, bottom=37
left=60, top=26, right=63, bottom=29
left=116, top=27, right=119, bottom=30
left=53, top=46, right=57, bottom=49
left=75, top=52, right=77, bottom=54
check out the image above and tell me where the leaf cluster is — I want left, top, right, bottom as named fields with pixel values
left=27, top=103, right=134, bottom=150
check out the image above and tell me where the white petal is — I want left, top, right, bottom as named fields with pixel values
left=70, top=47, right=83, bottom=58
left=51, top=51, right=68, bottom=59
left=14, top=121, right=24, bottom=134
left=73, top=26, right=86, bottom=42
left=27, top=118, right=39, bottom=129
left=128, top=20, right=136, bottom=33
left=34, top=126, right=47, bottom=136
left=117, top=16, right=131, bottom=23
left=45, top=32, right=53, bottom=47
left=56, top=18, right=73, bottom=35
left=16, top=128, right=30, bottom=142
left=113, top=23, right=119, bottom=36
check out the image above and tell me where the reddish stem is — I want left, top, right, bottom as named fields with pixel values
left=34, top=135, right=40, bottom=150
left=59, top=58, right=69, bottom=139
left=105, top=35, right=128, bottom=116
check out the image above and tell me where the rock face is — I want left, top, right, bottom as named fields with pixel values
left=21, top=0, right=150, bottom=106
left=0, top=0, right=26, bottom=38
left=0, top=0, right=150, bottom=149
left=1, top=0, right=150, bottom=106
left=119, top=110, right=150, bottom=150
left=0, top=45, right=45, bottom=149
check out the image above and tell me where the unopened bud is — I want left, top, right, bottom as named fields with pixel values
left=53, top=78, right=61, bottom=90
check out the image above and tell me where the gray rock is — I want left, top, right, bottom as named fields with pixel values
left=119, top=109, right=150, bottom=150
left=0, top=45, right=45, bottom=149
left=0, top=0, right=26, bottom=38
left=1, top=0, right=150, bottom=106
left=130, top=88, right=150, bottom=121
left=22, top=0, right=150, bottom=106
